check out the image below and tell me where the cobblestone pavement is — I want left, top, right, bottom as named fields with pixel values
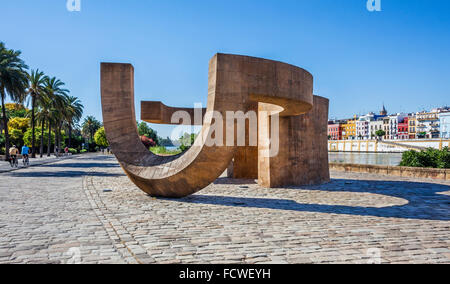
left=0, top=154, right=129, bottom=264
left=1, top=155, right=449, bottom=264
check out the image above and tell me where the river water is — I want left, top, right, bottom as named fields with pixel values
left=329, top=152, right=403, bottom=166
left=164, top=147, right=403, bottom=166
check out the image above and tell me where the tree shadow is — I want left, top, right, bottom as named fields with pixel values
left=7, top=171, right=123, bottom=178
left=163, top=178, right=450, bottom=221
left=38, top=163, right=120, bottom=169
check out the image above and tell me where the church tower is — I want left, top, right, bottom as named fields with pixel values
left=380, top=104, right=387, bottom=116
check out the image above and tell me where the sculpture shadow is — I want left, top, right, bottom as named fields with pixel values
left=165, top=178, right=450, bottom=221
left=214, top=178, right=257, bottom=185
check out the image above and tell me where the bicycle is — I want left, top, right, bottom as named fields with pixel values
left=9, top=156, right=18, bottom=168
left=22, top=155, right=29, bottom=167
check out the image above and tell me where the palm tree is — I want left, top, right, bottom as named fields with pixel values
left=26, top=69, right=46, bottom=158
left=82, top=116, right=102, bottom=149
left=0, top=42, right=28, bottom=160
left=43, top=77, right=68, bottom=155
left=36, top=95, right=52, bottom=158
left=63, top=95, right=83, bottom=148
left=46, top=103, right=61, bottom=157
left=54, top=106, right=65, bottom=155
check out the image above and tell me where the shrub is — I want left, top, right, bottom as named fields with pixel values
left=179, top=133, right=197, bottom=152
left=375, top=130, right=386, bottom=138
left=8, top=117, right=30, bottom=132
left=150, top=146, right=181, bottom=156
left=80, top=149, right=88, bottom=154
left=140, top=135, right=156, bottom=148
left=68, top=148, right=78, bottom=154
left=437, top=147, right=450, bottom=168
left=23, top=128, right=55, bottom=147
left=137, top=122, right=159, bottom=145
left=9, top=128, right=24, bottom=147
left=94, top=127, right=109, bottom=147
left=0, top=147, right=5, bottom=155
left=400, top=147, right=450, bottom=169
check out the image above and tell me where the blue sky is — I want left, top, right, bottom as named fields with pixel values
left=2, top=0, right=449, bottom=138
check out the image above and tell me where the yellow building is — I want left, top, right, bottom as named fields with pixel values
left=342, top=117, right=357, bottom=140
left=408, top=116, right=417, bottom=139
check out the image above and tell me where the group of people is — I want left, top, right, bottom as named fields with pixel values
left=7, top=145, right=72, bottom=167
left=8, top=145, right=29, bottom=166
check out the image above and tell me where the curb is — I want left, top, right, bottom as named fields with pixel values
left=330, top=163, right=450, bottom=181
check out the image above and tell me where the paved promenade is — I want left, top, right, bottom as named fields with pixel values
left=0, top=154, right=73, bottom=173
left=0, top=154, right=449, bottom=263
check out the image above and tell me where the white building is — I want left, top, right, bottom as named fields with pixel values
left=355, top=114, right=374, bottom=140
left=387, top=113, right=407, bottom=140
left=416, top=111, right=440, bottom=139
left=356, top=120, right=369, bottom=140
left=368, top=119, right=384, bottom=139
left=440, top=112, right=450, bottom=139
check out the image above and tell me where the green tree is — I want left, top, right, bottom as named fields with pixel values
left=26, top=69, right=47, bottom=158
left=179, top=133, right=197, bottom=152
left=36, top=95, right=52, bottom=157
left=24, top=127, right=55, bottom=149
left=46, top=99, right=61, bottom=156
left=42, top=77, right=69, bottom=154
left=9, top=128, right=24, bottom=147
left=0, top=133, right=5, bottom=148
left=63, top=95, right=83, bottom=148
left=8, top=117, right=29, bottom=132
left=375, top=130, right=386, bottom=139
left=82, top=116, right=102, bottom=148
left=7, top=117, right=29, bottom=149
left=94, top=127, right=109, bottom=147
left=1, top=103, right=28, bottom=118
left=137, top=121, right=159, bottom=145
left=0, top=42, right=28, bottom=160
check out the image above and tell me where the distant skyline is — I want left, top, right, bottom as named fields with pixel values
left=2, top=0, right=449, bottom=138
left=329, top=103, right=450, bottom=121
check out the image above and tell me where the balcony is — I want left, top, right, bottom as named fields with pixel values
left=417, top=116, right=438, bottom=121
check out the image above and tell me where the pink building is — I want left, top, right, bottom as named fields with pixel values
left=328, top=123, right=342, bottom=140
left=397, top=117, right=409, bottom=140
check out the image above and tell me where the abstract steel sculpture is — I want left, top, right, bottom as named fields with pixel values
left=101, top=54, right=329, bottom=198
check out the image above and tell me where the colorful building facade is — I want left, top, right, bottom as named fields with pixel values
left=328, top=123, right=342, bottom=140
left=328, top=106, right=449, bottom=141
left=397, top=117, right=409, bottom=140
left=342, top=118, right=357, bottom=140
left=408, top=116, right=417, bottom=139
left=416, top=112, right=440, bottom=139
